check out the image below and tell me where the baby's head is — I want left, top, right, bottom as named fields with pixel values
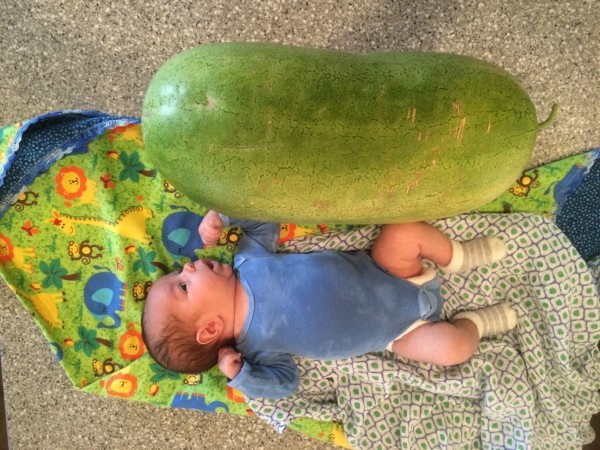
left=141, top=259, right=237, bottom=373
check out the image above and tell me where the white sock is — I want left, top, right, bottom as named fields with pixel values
left=453, top=303, right=518, bottom=338
left=440, top=236, right=507, bottom=273
left=406, top=264, right=436, bottom=286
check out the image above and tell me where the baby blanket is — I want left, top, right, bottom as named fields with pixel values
left=0, top=111, right=598, bottom=449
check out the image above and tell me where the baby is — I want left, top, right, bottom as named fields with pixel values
left=142, top=210, right=517, bottom=399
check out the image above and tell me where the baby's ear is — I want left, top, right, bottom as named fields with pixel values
left=196, top=316, right=224, bottom=345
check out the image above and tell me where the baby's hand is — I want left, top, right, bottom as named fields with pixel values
left=199, top=210, right=223, bottom=247
left=217, top=346, right=243, bottom=379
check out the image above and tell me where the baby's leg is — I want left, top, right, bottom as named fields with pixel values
left=371, top=222, right=453, bottom=278
left=389, top=319, right=480, bottom=366
left=371, top=222, right=508, bottom=279
left=389, top=303, right=518, bottom=365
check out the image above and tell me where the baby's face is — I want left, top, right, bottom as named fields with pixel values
left=144, top=259, right=237, bottom=333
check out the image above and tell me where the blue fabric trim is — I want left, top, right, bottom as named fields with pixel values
left=556, top=148, right=600, bottom=262
left=551, top=148, right=600, bottom=216
left=0, top=110, right=139, bottom=219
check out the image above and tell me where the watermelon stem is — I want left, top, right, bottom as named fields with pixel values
left=538, top=103, right=559, bottom=129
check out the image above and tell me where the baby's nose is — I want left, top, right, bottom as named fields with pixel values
left=184, top=261, right=196, bottom=271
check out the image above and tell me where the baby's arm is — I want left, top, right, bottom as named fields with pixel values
left=218, top=347, right=299, bottom=400
left=199, top=210, right=280, bottom=254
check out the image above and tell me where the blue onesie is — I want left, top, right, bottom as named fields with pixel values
left=223, top=217, right=444, bottom=399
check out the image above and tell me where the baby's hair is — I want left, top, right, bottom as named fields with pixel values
left=142, top=306, right=232, bottom=374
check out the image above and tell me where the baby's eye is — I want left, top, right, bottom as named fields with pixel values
left=178, top=281, right=187, bottom=293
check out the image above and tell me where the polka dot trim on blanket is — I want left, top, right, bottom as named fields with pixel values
left=556, top=156, right=600, bottom=261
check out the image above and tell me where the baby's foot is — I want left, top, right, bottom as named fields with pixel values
left=440, top=236, right=507, bottom=273
left=453, top=303, right=518, bottom=338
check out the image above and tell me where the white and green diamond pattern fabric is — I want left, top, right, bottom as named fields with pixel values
left=249, top=213, right=600, bottom=450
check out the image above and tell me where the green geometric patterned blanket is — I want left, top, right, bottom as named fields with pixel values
left=257, top=213, right=600, bottom=449
left=0, top=112, right=598, bottom=448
